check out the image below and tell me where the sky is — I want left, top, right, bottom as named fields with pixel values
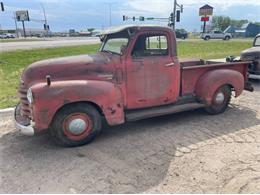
left=0, top=0, right=260, bottom=32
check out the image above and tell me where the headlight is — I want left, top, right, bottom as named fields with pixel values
left=27, top=88, right=34, bottom=104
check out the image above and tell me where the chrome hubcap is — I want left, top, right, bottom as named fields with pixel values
left=68, top=118, right=87, bottom=135
left=215, top=92, right=225, bottom=104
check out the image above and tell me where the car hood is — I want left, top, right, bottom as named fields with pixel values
left=241, top=47, right=260, bottom=59
left=21, top=53, right=115, bottom=87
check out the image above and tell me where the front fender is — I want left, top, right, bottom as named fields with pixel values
left=31, top=80, right=124, bottom=130
left=195, top=69, right=244, bottom=105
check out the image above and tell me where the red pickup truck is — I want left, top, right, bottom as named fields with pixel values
left=15, top=25, right=253, bottom=146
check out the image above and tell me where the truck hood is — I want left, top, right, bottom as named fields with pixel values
left=21, top=53, right=115, bottom=87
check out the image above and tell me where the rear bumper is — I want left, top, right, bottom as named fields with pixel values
left=244, top=81, right=254, bottom=92
left=14, top=104, right=35, bottom=136
left=249, top=74, right=260, bottom=80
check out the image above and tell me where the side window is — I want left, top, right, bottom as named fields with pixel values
left=145, top=36, right=168, bottom=50
left=132, top=34, right=168, bottom=57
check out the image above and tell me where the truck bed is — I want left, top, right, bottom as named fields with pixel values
left=180, top=59, right=250, bottom=96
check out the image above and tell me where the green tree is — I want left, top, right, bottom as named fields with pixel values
left=211, top=16, right=250, bottom=31
left=230, top=19, right=248, bottom=27
left=211, top=16, right=231, bottom=31
left=87, top=28, right=95, bottom=33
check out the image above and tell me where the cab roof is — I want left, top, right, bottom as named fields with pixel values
left=99, top=24, right=172, bottom=35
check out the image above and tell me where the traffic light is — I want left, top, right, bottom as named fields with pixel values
left=139, top=16, right=145, bottom=21
left=176, top=10, right=180, bottom=22
left=133, top=16, right=135, bottom=21
left=44, top=24, right=50, bottom=30
left=123, top=15, right=126, bottom=21
left=170, top=12, right=174, bottom=22
left=0, top=2, right=4, bottom=12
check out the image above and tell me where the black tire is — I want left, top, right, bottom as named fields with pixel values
left=50, top=103, right=102, bottom=147
left=204, top=36, right=210, bottom=41
left=224, top=36, right=230, bottom=40
left=204, top=85, right=231, bottom=115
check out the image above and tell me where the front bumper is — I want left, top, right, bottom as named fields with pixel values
left=14, top=104, right=35, bottom=136
left=249, top=74, right=260, bottom=80
left=15, top=121, right=35, bottom=136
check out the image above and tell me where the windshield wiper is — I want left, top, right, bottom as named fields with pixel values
left=102, top=50, right=113, bottom=55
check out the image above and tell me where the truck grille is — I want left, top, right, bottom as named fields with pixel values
left=18, top=83, right=31, bottom=119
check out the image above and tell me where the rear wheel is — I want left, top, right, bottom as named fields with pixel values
left=51, top=103, right=102, bottom=147
left=204, top=85, right=231, bottom=115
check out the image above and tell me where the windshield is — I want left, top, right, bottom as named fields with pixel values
left=254, top=36, right=260, bottom=47
left=102, top=37, right=129, bottom=55
left=100, top=30, right=130, bottom=55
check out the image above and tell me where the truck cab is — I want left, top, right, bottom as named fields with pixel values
left=15, top=25, right=253, bottom=147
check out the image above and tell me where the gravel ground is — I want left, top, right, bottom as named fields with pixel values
left=0, top=81, right=259, bottom=193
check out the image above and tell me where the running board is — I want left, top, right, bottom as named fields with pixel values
left=126, top=103, right=205, bottom=122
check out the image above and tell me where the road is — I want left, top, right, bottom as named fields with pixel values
left=0, top=37, right=100, bottom=52
left=0, top=81, right=259, bottom=193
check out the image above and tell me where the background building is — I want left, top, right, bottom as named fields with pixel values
left=225, top=22, right=260, bottom=37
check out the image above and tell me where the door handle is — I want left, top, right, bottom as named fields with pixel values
left=164, top=62, right=175, bottom=67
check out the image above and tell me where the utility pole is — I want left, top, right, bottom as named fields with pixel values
left=13, top=12, right=19, bottom=38
left=171, top=0, right=183, bottom=31
left=107, top=3, right=113, bottom=26
left=0, top=2, right=4, bottom=30
left=173, top=0, right=177, bottom=30
left=40, top=3, right=48, bottom=36
left=22, top=20, right=26, bottom=38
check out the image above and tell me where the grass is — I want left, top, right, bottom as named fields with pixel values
left=0, top=39, right=251, bottom=109
left=0, top=44, right=100, bottom=108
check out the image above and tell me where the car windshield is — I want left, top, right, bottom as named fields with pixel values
left=254, top=36, right=260, bottom=46
left=100, top=30, right=130, bottom=55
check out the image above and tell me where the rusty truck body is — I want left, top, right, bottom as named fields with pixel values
left=15, top=25, right=254, bottom=146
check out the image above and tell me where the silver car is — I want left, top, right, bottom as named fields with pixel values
left=201, top=30, right=232, bottom=41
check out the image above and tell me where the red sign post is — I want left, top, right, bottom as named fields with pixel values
left=201, top=17, right=209, bottom=22
left=199, top=4, right=213, bottom=33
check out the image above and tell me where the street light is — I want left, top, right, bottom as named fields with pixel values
left=106, top=2, right=117, bottom=27
left=40, top=3, right=48, bottom=36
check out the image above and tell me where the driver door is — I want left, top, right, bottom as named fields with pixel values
left=125, top=33, right=179, bottom=109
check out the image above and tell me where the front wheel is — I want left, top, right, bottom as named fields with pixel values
left=50, top=103, right=102, bottom=147
left=204, top=85, right=231, bottom=115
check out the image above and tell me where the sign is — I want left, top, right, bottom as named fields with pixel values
left=16, top=10, right=30, bottom=21
left=199, top=4, right=213, bottom=16
left=201, top=17, right=209, bottom=22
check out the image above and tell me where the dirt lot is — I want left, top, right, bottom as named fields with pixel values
left=0, top=81, right=259, bottom=193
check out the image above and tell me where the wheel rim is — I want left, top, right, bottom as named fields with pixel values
left=211, top=87, right=228, bottom=110
left=63, top=113, right=93, bottom=141
left=214, top=91, right=225, bottom=104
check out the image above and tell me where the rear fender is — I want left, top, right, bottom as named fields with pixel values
left=31, top=80, right=124, bottom=131
left=195, top=69, right=244, bottom=105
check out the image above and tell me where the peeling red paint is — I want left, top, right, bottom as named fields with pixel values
left=16, top=26, right=252, bottom=133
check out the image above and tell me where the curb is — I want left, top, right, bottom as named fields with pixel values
left=0, top=107, right=15, bottom=118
